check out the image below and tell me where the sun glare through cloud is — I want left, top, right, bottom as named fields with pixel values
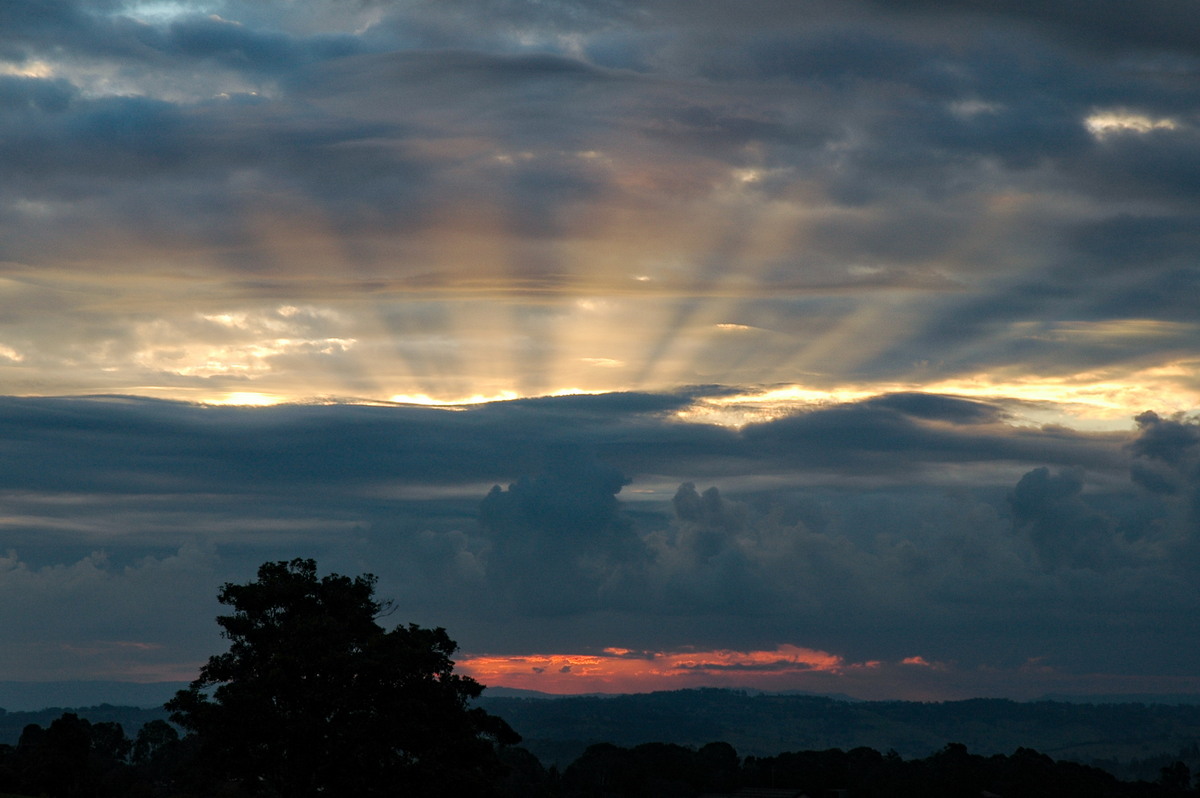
left=1085, top=110, right=1180, bottom=138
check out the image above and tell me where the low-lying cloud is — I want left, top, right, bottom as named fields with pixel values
left=0, top=393, right=1195, bottom=698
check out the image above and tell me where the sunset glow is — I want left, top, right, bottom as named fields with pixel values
left=458, top=645, right=869, bottom=694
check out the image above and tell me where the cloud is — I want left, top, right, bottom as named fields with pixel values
left=1008, top=466, right=1123, bottom=571
left=1, top=0, right=1199, bottom=700
left=0, top=544, right=222, bottom=681
left=0, top=393, right=1196, bottom=694
left=872, top=0, right=1200, bottom=58
left=1128, top=411, right=1200, bottom=541
left=0, top=0, right=1196, bottom=407
left=478, top=448, right=646, bottom=614
left=458, top=644, right=858, bottom=695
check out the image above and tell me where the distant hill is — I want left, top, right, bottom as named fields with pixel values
left=482, top=686, right=592, bottom=699
left=1043, top=693, right=1200, bottom=705
left=477, top=688, right=1200, bottom=780
left=7, top=685, right=1200, bottom=786
left=0, top=680, right=187, bottom=712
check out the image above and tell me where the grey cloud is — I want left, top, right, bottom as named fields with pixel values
left=0, top=74, right=73, bottom=113
left=0, top=393, right=1195, bottom=685
left=1008, top=466, right=1122, bottom=571
left=561, top=468, right=1195, bottom=673
left=0, top=393, right=1123, bottom=509
left=2, top=0, right=1195, bottom=334
left=1073, top=126, right=1200, bottom=205
left=1131, top=411, right=1200, bottom=467
left=1128, top=411, right=1200, bottom=538
left=858, top=241, right=1200, bottom=379
left=1070, top=214, right=1200, bottom=274
left=0, top=544, right=224, bottom=681
left=2, top=1, right=364, bottom=74
left=295, top=48, right=619, bottom=101
left=872, top=0, right=1200, bottom=58
left=360, top=0, right=640, bottom=53
left=0, top=1, right=112, bottom=48
left=688, top=27, right=927, bottom=84
left=160, top=14, right=362, bottom=73
left=862, top=393, right=1007, bottom=425
left=740, top=395, right=1122, bottom=477
left=479, top=449, right=646, bottom=615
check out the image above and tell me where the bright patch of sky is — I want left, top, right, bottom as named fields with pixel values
left=1085, top=110, right=1180, bottom=138
left=117, top=1, right=215, bottom=24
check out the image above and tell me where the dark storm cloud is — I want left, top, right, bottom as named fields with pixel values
left=1128, top=411, right=1200, bottom=537
left=0, top=74, right=73, bottom=113
left=0, top=392, right=1194, bottom=687
left=441, top=447, right=1197, bottom=678
left=1008, top=466, right=1124, bottom=571
left=158, top=14, right=362, bottom=73
left=0, top=1, right=115, bottom=52
left=873, top=0, right=1200, bottom=57
left=0, top=1, right=363, bottom=71
left=741, top=394, right=1124, bottom=475
left=0, top=393, right=694, bottom=497
left=0, top=392, right=1122, bottom=505
left=0, top=389, right=1128, bottom=551
left=478, top=449, right=647, bottom=615
left=0, top=89, right=188, bottom=182
left=0, top=89, right=407, bottom=194
left=1070, top=214, right=1200, bottom=280
left=2, top=0, right=1195, bottom=318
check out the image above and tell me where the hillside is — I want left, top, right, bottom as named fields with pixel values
left=5, top=689, right=1199, bottom=785
left=477, top=688, right=1200, bottom=779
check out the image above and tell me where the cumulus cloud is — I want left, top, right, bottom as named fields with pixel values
left=478, top=448, right=647, bottom=615
left=450, top=447, right=1200, bottom=685
left=1008, top=467, right=1121, bottom=571
left=1128, top=411, right=1200, bottom=540
left=0, top=544, right=223, bottom=681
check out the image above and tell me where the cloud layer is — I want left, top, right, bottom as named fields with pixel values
left=0, top=0, right=1195, bottom=413
left=0, top=393, right=1196, bottom=698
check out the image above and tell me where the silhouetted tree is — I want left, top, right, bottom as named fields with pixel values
left=131, top=718, right=183, bottom=793
left=131, top=719, right=178, bottom=767
left=20, top=713, right=93, bottom=796
left=696, top=741, right=740, bottom=793
left=90, top=721, right=132, bottom=765
left=167, top=558, right=519, bottom=797
left=3, top=713, right=140, bottom=797
left=1161, top=760, right=1192, bottom=792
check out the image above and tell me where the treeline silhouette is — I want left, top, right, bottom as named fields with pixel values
left=2, top=714, right=1198, bottom=797
left=477, top=689, right=1200, bottom=778
left=0, top=711, right=185, bottom=797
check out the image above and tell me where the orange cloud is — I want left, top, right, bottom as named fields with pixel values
left=458, top=644, right=879, bottom=694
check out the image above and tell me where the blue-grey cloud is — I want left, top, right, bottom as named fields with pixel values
left=0, top=393, right=1194, bottom=690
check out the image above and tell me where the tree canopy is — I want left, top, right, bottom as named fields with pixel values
left=166, top=558, right=518, bottom=797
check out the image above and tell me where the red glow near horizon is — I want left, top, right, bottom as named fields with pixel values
left=458, top=644, right=881, bottom=694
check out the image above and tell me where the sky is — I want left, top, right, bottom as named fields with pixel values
left=0, top=0, right=1198, bottom=703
